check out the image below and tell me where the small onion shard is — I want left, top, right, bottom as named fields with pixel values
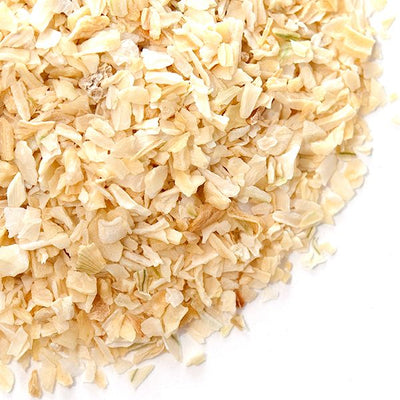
left=0, top=363, right=14, bottom=393
left=6, top=173, right=26, bottom=207
left=78, top=29, right=121, bottom=55
left=30, top=0, right=57, bottom=32
left=98, top=217, right=130, bottom=244
left=109, top=184, right=151, bottom=217
left=186, top=352, right=206, bottom=367
left=0, top=245, right=29, bottom=278
left=130, top=365, right=155, bottom=390
left=76, top=243, right=106, bottom=275
left=142, top=49, right=174, bottom=70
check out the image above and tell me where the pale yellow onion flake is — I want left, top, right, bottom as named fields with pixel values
left=0, top=3, right=18, bottom=33
left=240, top=82, right=263, bottom=119
left=78, top=29, right=121, bottom=55
left=108, top=184, right=151, bottom=216
left=144, top=71, right=184, bottom=85
left=142, top=49, right=174, bottom=70
left=0, top=245, right=29, bottom=278
left=130, top=365, right=155, bottom=390
left=0, top=363, right=14, bottom=393
left=28, top=370, right=42, bottom=398
left=10, top=82, right=31, bottom=121
left=0, top=117, right=14, bottom=161
left=76, top=243, right=107, bottom=274
left=6, top=173, right=26, bottom=208
left=69, top=16, right=110, bottom=41
left=14, top=141, right=38, bottom=187
left=98, top=217, right=130, bottom=244
left=186, top=352, right=206, bottom=367
left=30, top=0, right=58, bottom=32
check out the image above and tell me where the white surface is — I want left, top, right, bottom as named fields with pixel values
left=7, top=5, right=400, bottom=400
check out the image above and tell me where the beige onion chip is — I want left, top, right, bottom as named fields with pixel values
left=77, top=243, right=107, bottom=274
left=98, top=217, right=130, bottom=244
left=130, top=365, right=155, bottom=390
left=0, top=363, right=14, bottom=393
left=0, top=245, right=29, bottom=277
left=6, top=173, right=26, bottom=207
left=142, top=49, right=174, bottom=70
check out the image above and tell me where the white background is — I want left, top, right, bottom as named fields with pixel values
left=6, top=3, right=400, bottom=400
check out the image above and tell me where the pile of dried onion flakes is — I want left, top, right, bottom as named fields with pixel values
left=0, top=0, right=384, bottom=396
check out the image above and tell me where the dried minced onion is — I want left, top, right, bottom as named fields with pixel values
left=0, top=0, right=384, bottom=395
